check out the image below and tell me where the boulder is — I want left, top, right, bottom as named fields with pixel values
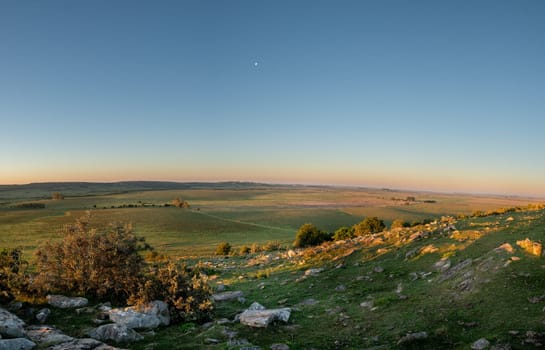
left=0, top=338, right=36, bottom=350
left=239, top=303, right=291, bottom=328
left=46, top=295, right=88, bottom=309
left=211, top=291, right=244, bottom=302
left=26, top=325, right=73, bottom=345
left=304, top=268, right=323, bottom=276
left=108, top=301, right=169, bottom=329
left=0, top=307, right=26, bottom=339
left=46, top=338, right=125, bottom=350
left=516, top=239, right=542, bottom=257
left=88, top=324, right=143, bottom=343
left=271, top=344, right=290, bottom=350
left=397, top=331, right=428, bottom=345
left=35, top=308, right=51, bottom=324
left=471, top=338, right=490, bottom=350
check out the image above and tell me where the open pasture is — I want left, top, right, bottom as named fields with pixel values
left=0, top=183, right=539, bottom=258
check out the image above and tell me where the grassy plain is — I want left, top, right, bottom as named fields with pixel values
left=0, top=183, right=539, bottom=258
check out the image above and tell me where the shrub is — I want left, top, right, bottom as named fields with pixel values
left=353, top=217, right=385, bottom=236
left=215, top=242, right=231, bottom=255
left=0, top=248, right=29, bottom=304
left=172, top=198, right=190, bottom=208
left=293, top=223, right=331, bottom=248
left=239, top=245, right=251, bottom=255
left=333, top=226, right=355, bottom=241
left=51, top=192, right=65, bottom=200
left=129, top=261, right=213, bottom=323
left=390, top=219, right=409, bottom=229
left=34, top=214, right=149, bottom=302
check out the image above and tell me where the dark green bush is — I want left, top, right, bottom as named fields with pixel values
left=333, top=226, right=355, bottom=240
left=0, top=248, right=29, bottom=304
left=353, top=217, right=385, bottom=236
left=215, top=242, right=232, bottom=255
left=293, top=223, right=331, bottom=248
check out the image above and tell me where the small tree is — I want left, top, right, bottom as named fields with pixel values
left=353, top=217, right=385, bottom=236
left=52, top=192, right=65, bottom=200
left=293, top=223, right=330, bottom=248
left=172, top=198, right=190, bottom=208
left=333, top=226, right=355, bottom=241
left=215, top=242, right=231, bottom=255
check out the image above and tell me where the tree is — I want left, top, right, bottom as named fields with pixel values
left=172, top=198, right=190, bottom=208
left=390, top=219, right=409, bottom=229
left=293, top=223, right=330, bottom=248
left=353, top=217, right=385, bottom=236
left=333, top=226, right=356, bottom=241
left=215, top=242, right=231, bottom=255
left=51, top=192, right=65, bottom=200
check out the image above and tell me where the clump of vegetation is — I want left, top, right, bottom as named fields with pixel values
left=333, top=226, right=355, bottom=240
left=172, top=198, right=190, bottom=208
left=34, top=215, right=148, bottom=302
left=353, top=217, right=385, bottom=236
left=239, top=245, right=252, bottom=255
left=294, top=223, right=331, bottom=248
left=129, top=261, right=213, bottom=323
left=51, top=192, right=65, bottom=200
left=390, top=219, right=409, bottom=229
left=0, top=248, right=30, bottom=303
left=246, top=240, right=283, bottom=254
left=215, top=242, right=232, bottom=255
left=14, top=202, right=45, bottom=209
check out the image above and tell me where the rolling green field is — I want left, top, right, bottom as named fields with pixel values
left=0, top=182, right=540, bottom=258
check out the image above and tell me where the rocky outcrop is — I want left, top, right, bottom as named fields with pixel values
left=0, top=307, right=26, bottom=339
left=88, top=324, right=143, bottom=343
left=46, top=338, right=124, bottom=350
left=26, top=325, right=73, bottom=345
left=36, top=308, right=51, bottom=324
left=239, top=302, right=291, bottom=328
left=108, top=301, right=169, bottom=329
left=0, top=338, right=36, bottom=350
left=516, top=239, right=542, bottom=257
left=47, top=295, right=89, bottom=309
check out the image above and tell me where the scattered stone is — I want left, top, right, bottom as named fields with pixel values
left=0, top=338, right=36, bottom=350
left=270, top=344, right=289, bottom=350
left=506, top=217, right=514, bottom=221
left=397, top=331, right=428, bottom=345
left=76, top=307, right=96, bottom=315
left=212, top=291, right=244, bottom=302
left=360, top=301, right=374, bottom=309
left=373, top=266, right=384, bottom=273
left=46, top=337, right=124, bottom=350
left=471, top=338, right=490, bottom=350
left=215, top=283, right=226, bottom=292
left=5, top=303, right=22, bottom=312
left=439, top=259, right=472, bottom=281
left=433, top=259, right=451, bottom=272
left=26, top=325, right=73, bottom=345
left=0, top=307, right=26, bottom=338
left=35, top=308, right=51, bottom=323
left=490, top=345, right=512, bottom=350
left=237, top=296, right=246, bottom=303
left=398, top=294, right=408, bottom=300
left=335, top=285, right=346, bottom=292
left=47, top=295, right=89, bottom=309
left=109, top=300, right=170, bottom=329
left=239, top=303, right=291, bottom=328
left=277, top=298, right=288, bottom=305
left=205, top=338, right=220, bottom=344
left=508, top=330, right=519, bottom=336
left=405, top=247, right=419, bottom=259
left=215, top=318, right=230, bottom=325
left=298, top=298, right=318, bottom=306
left=495, top=243, right=514, bottom=254
left=89, top=324, right=144, bottom=343
left=304, top=268, right=323, bottom=276
left=529, top=295, right=545, bottom=304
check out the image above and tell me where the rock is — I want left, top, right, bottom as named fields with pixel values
left=335, top=285, right=346, bottom=292
left=26, top=325, right=74, bottom=345
left=360, top=301, right=374, bottom=309
left=0, top=338, right=36, bottom=350
left=211, top=291, right=244, bottom=302
left=471, top=338, right=490, bottom=350
left=433, top=259, right=451, bottom=272
left=271, top=344, right=290, bottom=350
left=215, top=284, right=226, bottom=292
left=439, top=259, right=472, bottom=281
left=76, top=307, right=96, bottom=315
left=109, top=301, right=170, bottom=329
left=373, top=266, right=384, bottom=273
left=495, top=243, right=514, bottom=254
left=304, top=268, right=323, bottom=276
left=35, top=308, right=51, bottom=324
left=46, top=338, right=124, bottom=350
left=88, top=324, right=143, bottom=343
left=46, top=295, right=88, bottom=309
left=298, top=298, right=318, bottom=306
left=205, top=338, right=220, bottom=344
left=0, top=307, right=26, bottom=338
left=239, top=304, right=291, bottom=328
left=397, top=331, right=428, bottom=344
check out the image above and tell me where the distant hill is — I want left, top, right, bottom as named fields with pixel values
left=0, top=181, right=281, bottom=201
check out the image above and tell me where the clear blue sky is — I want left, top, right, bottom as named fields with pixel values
left=1, top=0, right=545, bottom=196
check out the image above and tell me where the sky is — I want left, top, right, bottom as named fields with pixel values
left=1, top=1, right=545, bottom=196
